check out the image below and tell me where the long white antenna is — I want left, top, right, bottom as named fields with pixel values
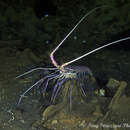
left=61, top=37, right=130, bottom=68
left=50, top=6, right=109, bottom=68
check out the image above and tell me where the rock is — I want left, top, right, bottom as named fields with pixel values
left=42, top=104, right=64, bottom=120
left=108, top=81, right=127, bottom=110
left=106, top=78, right=120, bottom=89
left=101, top=81, right=127, bottom=122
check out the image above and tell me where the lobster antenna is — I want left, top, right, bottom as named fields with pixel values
left=50, top=6, right=109, bottom=68
left=61, top=37, right=130, bottom=68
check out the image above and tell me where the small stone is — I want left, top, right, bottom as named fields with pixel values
left=73, top=36, right=77, bottom=40
left=20, top=119, right=25, bottom=123
left=93, top=105, right=103, bottom=117
left=51, top=120, right=58, bottom=125
left=82, top=40, right=86, bottom=43
left=99, top=89, right=105, bottom=96
left=79, top=120, right=86, bottom=128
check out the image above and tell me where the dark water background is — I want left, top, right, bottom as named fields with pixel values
left=0, top=0, right=130, bottom=129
